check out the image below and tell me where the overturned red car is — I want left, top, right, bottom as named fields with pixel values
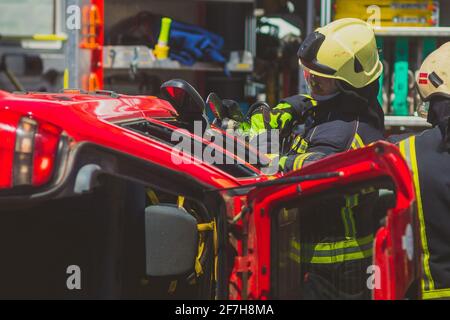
left=0, top=80, right=420, bottom=299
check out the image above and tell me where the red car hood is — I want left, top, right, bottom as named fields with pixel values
left=0, top=91, right=257, bottom=190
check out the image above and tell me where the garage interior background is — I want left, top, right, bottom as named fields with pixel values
left=0, top=0, right=449, bottom=132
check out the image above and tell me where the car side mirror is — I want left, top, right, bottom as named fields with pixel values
left=206, top=92, right=225, bottom=121
left=145, top=204, right=198, bottom=277
left=160, top=79, right=205, bottom=119
left=206, top=93, right=245, bottom=124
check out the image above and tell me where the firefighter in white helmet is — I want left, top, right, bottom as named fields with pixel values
left=393, top=42, right=450, bottom=300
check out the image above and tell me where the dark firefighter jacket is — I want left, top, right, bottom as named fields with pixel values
left=245, top=81, right=385, bottom=298
left=276, top=92, right=384, bottom=172
left=257, top=79, right=385, bottom=172
left=397, top=118, right=450, bottom=300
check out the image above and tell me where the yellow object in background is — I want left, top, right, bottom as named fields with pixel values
left=63, top=69, right=69, bottom=90
left=153, top=17, right=172, bottom=60
left=334, top=0, right=438, bottom=27
left=32, top=34, right=68, bottom=41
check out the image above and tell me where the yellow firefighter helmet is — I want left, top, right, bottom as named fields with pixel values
left=298, top=18, right=383, bottom=89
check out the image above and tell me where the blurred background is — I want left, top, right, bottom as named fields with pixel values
left=1, top=0, right=449, bottom=133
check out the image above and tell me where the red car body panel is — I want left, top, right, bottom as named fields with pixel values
left=0, top=91, right=419, bottom=299
left=0, top=91, right=265, bottom=190
left=231, top=142, right=418, bottom=300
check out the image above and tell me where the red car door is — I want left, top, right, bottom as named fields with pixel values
left=232, top=141, right=419, bottom=300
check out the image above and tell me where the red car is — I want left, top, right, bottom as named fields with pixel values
left=0, top=80, right=419, bottom=299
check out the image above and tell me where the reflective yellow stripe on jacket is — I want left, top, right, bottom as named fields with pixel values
left=351, top=133, right=365, bottom=150
left=292, top=153, right=316, bottom=171
left=291, top=136, right=309, bottom=154
left=289, top=234, right=374, bottom=264
left=341, top=194, right=358, bottom=238
left=398, top=136, right=450, bottom=299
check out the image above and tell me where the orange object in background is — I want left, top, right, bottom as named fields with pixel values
left=80, top=4, right=102, bottom=50
left=80, top=0, right=104, bottom=91
left=82, top=73, right=100, bottom=91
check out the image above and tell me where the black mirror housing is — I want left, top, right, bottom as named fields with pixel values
left=145, top=204, right=198, bottom=277
left=160, top=79, right=205, bottom=118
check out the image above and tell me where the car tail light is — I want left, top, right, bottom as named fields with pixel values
left=32, top=121, right=61, bottom=186
left=14, top=118, right=37, bottom=186
left=0, top=112, right=62, bottom=189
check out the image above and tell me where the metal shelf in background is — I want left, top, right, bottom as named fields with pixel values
left=104, top=62, right=253, bottom=73
left=0, top=34, right=68, bottom=42
left=104, top=46, right=253, bottom=73
left=374, top=27, right=450, bottom=37
left=384, top=116, right=431, bottom=127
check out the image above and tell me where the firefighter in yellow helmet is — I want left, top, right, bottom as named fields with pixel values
left=277, top=17, right=385, bottom=169
left=215, top=18, right=386, bottom=299
left=392, top=42, right=450, bottom=300
left=221, top=18, right=385, bottom=169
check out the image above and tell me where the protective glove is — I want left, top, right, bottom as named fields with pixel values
left=246, top=95, right=317, bottom=139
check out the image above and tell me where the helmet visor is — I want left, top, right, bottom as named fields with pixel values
left=303, top=68, right=339, bottom=96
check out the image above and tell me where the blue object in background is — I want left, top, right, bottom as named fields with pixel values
left=169, top=20, right=226, bottom=66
